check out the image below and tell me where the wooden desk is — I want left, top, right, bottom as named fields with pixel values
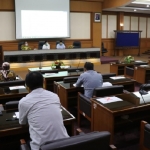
left=0, top=106, right=75, bottom=149
left=134, top=65, right=150, bottom=84
left=55, top=77, right=135, bottom=109
left=110, top=61, right=148, bottom=75
left=0, top=87, right=28, bottom=105
left=43, top=71, right=82, bottom=92
left=91, top=93, right=150, bottom=144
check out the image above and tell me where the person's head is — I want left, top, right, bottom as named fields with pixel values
left=59, top=40, right=63, bottom=45
left=84, top=62, right=94, bottom=71
left=25, top=41, right=28, bottom=46
left=2, top=62, right=10, bottom=71
left=25, top=72, right=43, bottom=91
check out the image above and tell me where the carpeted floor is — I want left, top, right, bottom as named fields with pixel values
left=101, top=56, right=119, bottom=64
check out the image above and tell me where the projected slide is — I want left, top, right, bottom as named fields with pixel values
left=21, top=10, right=67, bottom=38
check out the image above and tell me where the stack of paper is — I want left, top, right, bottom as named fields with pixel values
left=9, top=86, right=26, bottom=90
left=110, top=76, right=125, bottom=80
left=102, top=82, right=112, bottom=87
left=96, top=96, right=123, bottom=104
left=45, top=73, right=56, bottom=76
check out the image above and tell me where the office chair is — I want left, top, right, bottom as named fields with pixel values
left=101, top=42, right=108, bottom=56
left=38, top=41, right=45, bottom=50
left=20, top=130, right=116, bottom=150
left=18, top=42, right=25, bottom=50
left=140, top=120, right=150, bottom=150
left=73, top=41, right=81, bottom=48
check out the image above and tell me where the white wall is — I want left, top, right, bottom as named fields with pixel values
left=0, top=12, right=91, bottom=40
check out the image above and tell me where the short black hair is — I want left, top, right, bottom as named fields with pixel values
left=84, top=62, right=94, bottom=70
left=60, top=40, right=62, bottom=43
left=25, top=72, right=43, bottom=91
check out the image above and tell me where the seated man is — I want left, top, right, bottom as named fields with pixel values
left=19, top=72, right=69, bottom=150
left=75, top=62, right=103, bottom=98
left=0, top=62, right=16, bottom=81
left=21, top=41, right=31, bottom=50
left=56, top=40, right=66, bottom=49
left=42, top=41, right=50, bottom=50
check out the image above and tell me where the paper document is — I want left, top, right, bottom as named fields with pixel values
left=9, top=86, right=26, bottom=90
left=102, top=82, right=112, bottom=87
left=73, top=83, right=83, bottom=87
left=60, top=66, right=70, bottom=69
left=140, top=65, right=149, bottom=67
left=45, top=73, right=56, bottom=76
left=110, top=76, right=125, bottom=80
left=96, top=96, right=123, bottom=104
left=15, top=112, right=19, bottom=119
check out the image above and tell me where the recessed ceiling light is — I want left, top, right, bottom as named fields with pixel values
left=134, top=9, right=137, bottom=11
left=147, top=5, right=149, bottom=7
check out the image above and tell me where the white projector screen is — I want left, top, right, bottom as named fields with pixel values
left=15, top=0, right=70, bottom=39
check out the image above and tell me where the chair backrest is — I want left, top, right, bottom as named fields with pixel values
left=144, top=124, right=150, bottom=149
left=73, top=41, right=81, bottom=48
left=78, top=92, right=91, bottom=118
left=5, top=101, right=19, bottom=111
left=93, top=85, right=124, bottom=97
left=18, top=42, right=25, bottom=50
left=63, top=76, right=79, bottom=83
left=38, top=70, right=58, bottom=74
left=38, top=41, right=45, bottom=50
left=140, top=121, right=150, bottom=150
left=125, top=66, right=134, bottom=78
left=67, top=68, right=83, bottom=73
left=102, top=73, right=116, bottom=79
left=40, top=131, right=111, bottom=150
left=0, top=80, right=25, bottom=87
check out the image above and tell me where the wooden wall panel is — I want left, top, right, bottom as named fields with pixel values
left=70, top=1, right=102, bottom=12
left=102, top=0, right=131, bottom=9
left=0, top=40, right=93, bottom=51
left=102, top=38, right=150, bottom=56
left=0, top=0, right=14, bottom=11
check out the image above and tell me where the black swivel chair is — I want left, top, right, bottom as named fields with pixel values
left=73, top=41, right=81, bottom=48
left=38, top=41, right=45, bottom=50
left=18, top=42, right=25, bottom=50
left=101, top=42, right=108, bottom=56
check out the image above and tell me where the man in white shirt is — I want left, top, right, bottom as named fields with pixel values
left=56, top=40, right=65, bottom=49
left=42, top=41, right=50, bottom=49
left=19, top=72, right=69, bottom=150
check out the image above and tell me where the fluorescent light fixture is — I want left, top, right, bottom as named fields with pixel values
left=132, top=0, right=150, bottom=5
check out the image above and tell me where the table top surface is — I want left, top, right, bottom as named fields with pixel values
left=0, top=87, right=28, bottom=97
left=56, top=77, right=135, bottom=89
left=4, top=48, right=100, bottom=56
left=0, top=106, right=75, bottom=131
left=110, top=61, right=148, bottom=66
left=43, top=71, right=82, bottom=78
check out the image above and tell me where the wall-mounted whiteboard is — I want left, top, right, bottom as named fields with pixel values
left=0, top=12, right=91, bottom=41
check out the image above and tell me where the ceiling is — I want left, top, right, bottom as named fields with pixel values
left=103, top=0, right=150, bottom=14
